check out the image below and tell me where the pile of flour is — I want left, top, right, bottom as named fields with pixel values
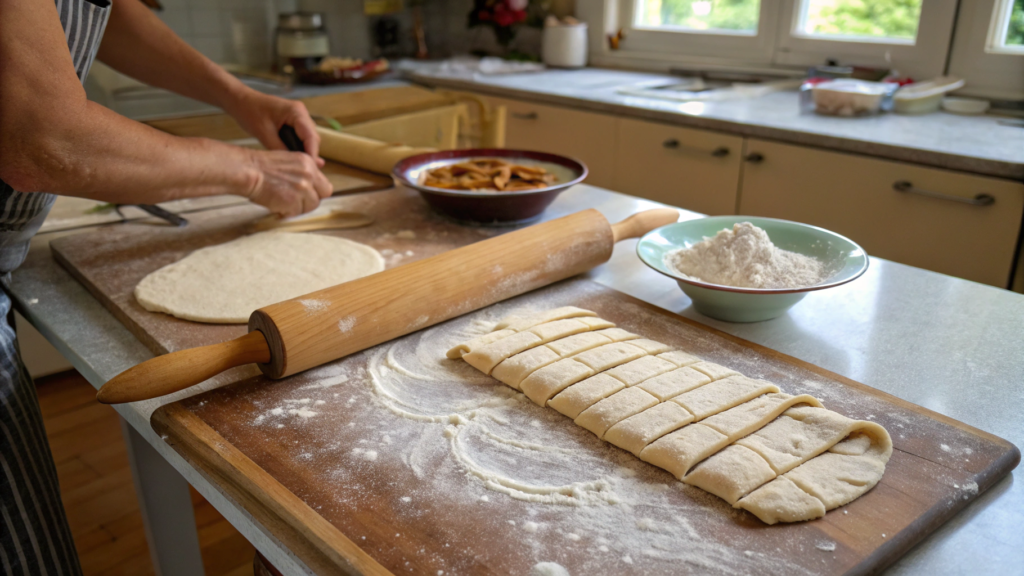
left=665, top=222, right=829, bottom=289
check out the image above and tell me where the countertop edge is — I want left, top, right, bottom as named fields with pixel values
left=410, top=74, right=1024, bottom=182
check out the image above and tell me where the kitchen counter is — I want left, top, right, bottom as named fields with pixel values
left=10, top=184, right=1023, bottom=574
left=406, top=65, right=1024, bottom=181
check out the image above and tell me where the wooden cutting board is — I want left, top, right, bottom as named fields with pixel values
left=51, top=198, right=1019, bottom=575
left=50, top=187, right=510, bottom=356
left=147, top=279, right=1019, bottom=576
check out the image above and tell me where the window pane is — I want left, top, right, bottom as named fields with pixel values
left=635, top=0, right=761, bottom=33
left=1004, top=0, right=1024, bottom=46
left=796, top=0, right=922, bottom=41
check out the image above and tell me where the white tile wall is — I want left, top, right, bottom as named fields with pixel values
left=155, top=0, right=297, bottom=68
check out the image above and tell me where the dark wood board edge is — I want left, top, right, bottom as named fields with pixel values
left=50, top=245, right=172, bottom=357
left=151, top=403, right=393, bottom=576
left=845, top=445, right=1019, bottom=576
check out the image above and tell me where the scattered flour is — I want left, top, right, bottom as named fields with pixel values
left=396, top=230, right=417, bottom=240
left=815, top=541, right=836, bottom=552
left=287, top=408, right=318, bottom=418
left=523, top=521, right=540, bottom=533
left=352, top=448, right=378, bottom=462
left=664, top=222, right=830, bottom=289
left=299, top=299, right=330, bottom=314
left=530, top=562, right=570, bottom=576
left=338, top=317, right=356, bottom=333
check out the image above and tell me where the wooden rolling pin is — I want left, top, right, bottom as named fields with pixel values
left=97, top=208, right=679, bottom=404
left=315, top=127, right=435, bottom=175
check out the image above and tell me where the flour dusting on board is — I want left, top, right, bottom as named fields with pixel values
left=229, top=281, right=981, bottom=575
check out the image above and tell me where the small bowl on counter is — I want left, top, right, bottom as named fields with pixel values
left=637, top=216, right=869, bottom=322
left=392, top=149, right=587, bottom=225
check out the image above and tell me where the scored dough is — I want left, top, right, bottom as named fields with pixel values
left=520, top=359, right=594, bottom=406
left=450, top=308, right=892, bottom=525
left=605, top=355, right=678, bottom=386
left=636, top=366, right=711, bottom=401
left=604, top=401, right=694, bottom=456
left=548, top=373, right=625, bottom=419
left=134, top=231, right=384, bottom=324
left=735, top=405, right=890, bottom=474
left=671, top=375, right=780, bottom=420
left=684, top=444, right=777, bottom=504
left=575, top=387, right=659, bottom=438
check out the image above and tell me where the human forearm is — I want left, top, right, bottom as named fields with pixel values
left=7, top=100, right=257, bottom=203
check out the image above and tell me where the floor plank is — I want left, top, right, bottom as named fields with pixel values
left=35, top=370, right=255, bottom=576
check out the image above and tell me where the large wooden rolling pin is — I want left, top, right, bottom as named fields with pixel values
left=96, top=208, right=679, bottom=404
left=316, top=127, right=434, bottom=175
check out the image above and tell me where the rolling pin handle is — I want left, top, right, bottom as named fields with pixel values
left=96, top=331, right=272, bottom=405
left=611, top=208, right=680, bottom=243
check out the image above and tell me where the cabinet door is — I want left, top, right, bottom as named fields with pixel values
left=739, top=139, right=1024, bottom=287
left=614, top=118, right=743, bottom=215
left=487, top=96, right=618, bottom=188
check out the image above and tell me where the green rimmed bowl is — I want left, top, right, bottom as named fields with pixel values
left=637, top=216, right=869, bottom=323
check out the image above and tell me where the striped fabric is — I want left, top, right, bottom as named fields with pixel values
left=1, top=1, right=110, bottom=575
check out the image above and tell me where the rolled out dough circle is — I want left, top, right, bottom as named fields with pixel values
left=134, top=231, right=385, bottom=324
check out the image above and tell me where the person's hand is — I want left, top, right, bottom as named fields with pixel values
left=245, top=149, right=332, bottom=217
left=225, top=89, right=324, bottom=165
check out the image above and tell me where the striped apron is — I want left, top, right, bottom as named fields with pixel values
left=1, top=1, right=110, bottom=575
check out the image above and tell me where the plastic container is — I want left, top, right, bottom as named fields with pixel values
left=542, top=22, right=588, bottom=68
left=893, top=77, right=965, bottom=114
left=811, top=79, right=895, bottom=116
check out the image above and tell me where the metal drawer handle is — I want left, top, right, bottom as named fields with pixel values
left=893, top=181, right=995, bottom=206
left=745, top=152, right=764, bottom=163
left=663, top=139, right=731, bottom=158
left=511, top=111, right=538, bottom=120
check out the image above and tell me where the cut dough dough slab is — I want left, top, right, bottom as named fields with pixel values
left=135, top=232, right=384, bottom=324
left=451, top=307, right=893, bottom=524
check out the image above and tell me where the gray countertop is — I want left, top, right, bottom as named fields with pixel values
left=406, top=65, right=1024, bottom=181
left=10, top=186, right=1024, bottom=574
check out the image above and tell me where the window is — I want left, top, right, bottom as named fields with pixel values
left=989, top=0, right=1024, bottom=52
left=634, top=0, right=762, bottom=34
left=584, top=0, right=1023, bottom=98
left=792, top=0, right=923, bottom=43
left=948, top=0, right=1024, bottom=99
left=589, top=0, right=953, bottom=78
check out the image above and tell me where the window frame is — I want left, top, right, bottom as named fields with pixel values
left=947, top=0, right=1024, bottom=100
left=772, top=0, right=960, bottom=79
left=612, top=0, right=785, bottom=65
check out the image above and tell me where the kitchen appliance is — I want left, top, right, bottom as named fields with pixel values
left=275, top=12, right=330, bottom=72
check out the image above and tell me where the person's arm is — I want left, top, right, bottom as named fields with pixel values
left=96, top=0, right=322, bottom=160
left=0, top=0, right=330, bottom=217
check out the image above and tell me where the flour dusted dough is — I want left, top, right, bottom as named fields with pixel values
left=134, top=232, right=384, bottom=324
left=451, top=307, right=893, bottom=525
left=548, top=373, right=625, bottom=419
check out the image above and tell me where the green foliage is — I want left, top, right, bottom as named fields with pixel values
left=806, top=0, right=921, bottom=39
left=1007, top=0, right=1024, bottom=46
left=655, top=0, right=760, bottom=31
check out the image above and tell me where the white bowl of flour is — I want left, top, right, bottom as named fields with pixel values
left=637, top=217, right=869, bottom=322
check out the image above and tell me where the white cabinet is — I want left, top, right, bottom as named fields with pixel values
left=738, top=139, right=1024, bottom=287
left=485, top=96, right=619, bottom=188
left=613, top=117, right=743, bottom=215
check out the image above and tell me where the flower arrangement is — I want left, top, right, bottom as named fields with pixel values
left=468, top=0, right=534, bottom=49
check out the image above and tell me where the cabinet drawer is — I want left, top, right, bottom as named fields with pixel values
left=487, top=96, right=618, bottom=188
left=614, top=118, right=743, bottom=215
left=739, top=139, right=1024, bottom=287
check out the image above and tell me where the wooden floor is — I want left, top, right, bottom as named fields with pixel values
left=36, top=370, right=255, bottom=576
